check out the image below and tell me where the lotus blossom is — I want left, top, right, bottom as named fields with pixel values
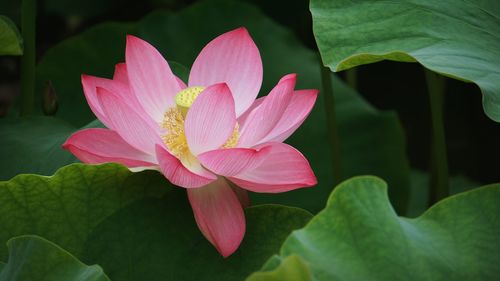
left=63, top=27, right=318, bottom=257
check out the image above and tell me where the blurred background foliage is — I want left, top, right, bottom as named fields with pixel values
left=0, top=0, right=497, bottom=214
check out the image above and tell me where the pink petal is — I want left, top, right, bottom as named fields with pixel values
left=156, top=145, right=216, bottom=188
left=229, top=142, right=317, bottom=193
left=113, top=63, right=129, bottom=84
left=96, top=87, right=163, bottom=155
left=197, top=146, right=271, bottom=177
left=238, top=74, right=296, bottom=147
left=262, top=89, right=318, bottom=143
left=187, top=178, right=245, bottom=257
left=188, top=27, right=263, bottom=117
left=126, top=35, right=182, bottom=122
left=81, top=74, right=125, bottom=128
left=184, top=83, right=236, bottom=156
left=237, top=97, right=263, bottom=129
left=63, top=128, right=157, bottom=167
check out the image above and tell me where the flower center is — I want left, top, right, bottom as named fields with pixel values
left=161, top=86, right=240, bottom=160
left=175, top=86, right=205, bottom=117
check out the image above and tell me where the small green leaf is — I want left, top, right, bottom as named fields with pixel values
left=246, top=255, right=312, bottom=281
left=261, top=176, right=500, bottom=280
left=0, top=235, right=109, bottom=281
left=0, top=15, right=22, bottom=55
left=311, top=0, right=500, bottom=121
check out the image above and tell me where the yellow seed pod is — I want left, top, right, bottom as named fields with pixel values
left=175, top=86, right=205, bottom=117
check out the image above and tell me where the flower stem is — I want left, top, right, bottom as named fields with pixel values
left=20, top=0, right=36, bottom=116
left=345, top=68, right=357, bottom=90
left=319, top=61, right=343, bottom=185
left=426, top=69, right=449, bottom=205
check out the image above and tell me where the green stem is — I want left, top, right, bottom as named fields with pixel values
left=345, top=68, right=357, bottom=90
left=319, top=60, right=343, bottom=185
left=426, top=69, right=449, bottom=205
left=20, top=0, right=36, bottom=116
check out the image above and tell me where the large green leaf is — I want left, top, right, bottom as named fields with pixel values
left=0, top=163, right=312, bottom=280
left=0, top=15, right=22, bottom=55
left=34, top=0, right=410, bottom=213
left=81, top=201, right=311, bottom=281
left=0, top=117, right=77, bottom=180
left=0, top=235, right=109, bottom=281
left=310, top=0, right=500, bottom=121
left=255, top=176, right=500, bottom=281
left=0, top=163, right=168, bottom=259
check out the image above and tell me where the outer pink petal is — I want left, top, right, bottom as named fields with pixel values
left=188, top=27, right=263, bottom=117
left=228, top=142, right=317, bottom=193
left=187, top=178, right=245, bottom=257
left=81, top=74, right=125, bottom=128
left=113, top=63, right=129, bottom=84
left=126, top=35, right=182, bottom=122
left=238, top=74, right=296, bottom=147
left=63, top=128, right=157, bottom=167
left=96, top=87, right=163, bottom=155
left=261, top=89, right=318, bottom=143
left=156, top=145, right=216, bottom=188
left=184, top=83, right=236, bottom=156
left=197, top=146, right=271, bottom=177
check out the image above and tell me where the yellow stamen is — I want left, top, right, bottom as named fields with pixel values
left=161, top=107, right=190, bottom=159
left=223, top=124, right=240, bottom=148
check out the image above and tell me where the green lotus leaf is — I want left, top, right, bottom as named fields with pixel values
left=311, top=0, right=500, bottom=121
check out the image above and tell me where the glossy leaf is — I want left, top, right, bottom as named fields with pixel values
left=0, top=235, right=109, bottom=281
left=0, top=15, right=22, bottom=55
left=0, top=163, right=312, bottom=280
left=260, top=176, right=500, bottom=281
left=311, top=0, right=500, bottom=121
left=35, top=0, right=410, bottom=213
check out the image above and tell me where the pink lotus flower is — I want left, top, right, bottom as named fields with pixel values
left=63, top=27, right=318, bottom=257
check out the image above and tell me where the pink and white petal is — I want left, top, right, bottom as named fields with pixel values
left=63, top=128, right=157, bottom=167
left=184, top=83, right=236, bottom=156
left=188, top=27, right=263, bottom=116
left=237, top=97, right=263, bottom=129
left=187, top=178, right=245, bottom=257
left=156, top=145, right=216, bottom=188
left=238, top=74, right=296, bottom=147
left=126, top=35, right=182, bottom=122
left=81, top=75, right=120, bottom=128
left=113, top=63, right=129, bottom=84
left=261, top=89, right=318, bottom=143
left=197, top=145, right=271, bottom=177
left=228, top=142, right=317, bottom=193
left=97, top=87, right=163, bottom=155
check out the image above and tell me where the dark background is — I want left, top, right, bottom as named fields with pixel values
left=1, top=0, right=498, bottom=184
